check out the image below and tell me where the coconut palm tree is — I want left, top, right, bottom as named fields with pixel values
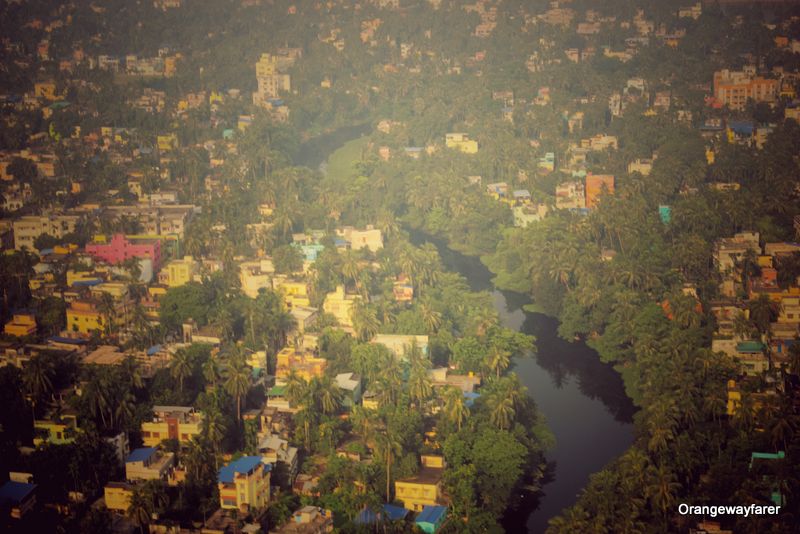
left=408, top=365, right=432, bottom=407
left=419, top=301, right=442, bottom=333
left=487, top=393, right=515, bottom=430
left=170, top=348, right=193, bottom=395
left=375, top=429, right=402, bottom=503
left=646, top=463, right=681, bottom=517
left=127, top=486, right=151, bottom=534
left=22, top=356, right=54, bottom=423
left=202, top=356, right=222, bottom=389
left=351, top=301, right=380, bottom=342
left=442, top=386, right=469, bottom=430
left=314, top=375, right=342, bottom=415
left=223, top=357, right=251, bottom=421
left=485, top=346, right=511, bottom=379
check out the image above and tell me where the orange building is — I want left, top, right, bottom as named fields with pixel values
left=585, top=174, right=614, bottom=208
left=713, top=70, right=778, bottom=111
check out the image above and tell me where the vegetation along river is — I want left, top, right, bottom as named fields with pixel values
left=302, top=126, right=636, bottom=533
left=427, top=238, right=636, bottom=533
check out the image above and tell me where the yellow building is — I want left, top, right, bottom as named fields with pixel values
left=161, top=256, right=198, bottom=287
left=4, top=313, right=37, bottom=337
left=34, top=413, right=80, bottom=446
left=157, top=133, right=178, bottom=152
left=395, top=455, right=445, bottom=512
left=275, top=347, right=327, bottom=381
left=727, top=379, right=741, bottom=416
left=445, top=133, right=478, bottom=154
left=239, top=259, right=274, bottom=298
left=104, top=482, right=134, bottom=512
left=323, top=286, right=359, bottom=327
left=141, top=406, right=203, bottom=447
left=34, top=81, right=61, bottom=101
left=273, top=277, right=310, bottom=308
left=218, top=456, right=271, bottom=512
left=67, top=300, right=105, bottom=335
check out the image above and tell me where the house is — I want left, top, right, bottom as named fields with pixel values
left=33, top=412, right=79, bottom=446
left=86, top=234, right=162, bottom=270
left=428, top=367, right=480, bottom=393
left=556, top=181, right=586, bottom=210
left=395, top=455, right=445, bottom=512
left=415, top=505, right=448, bottom=534
left=239, top=259, right=275, bottom=298
left=581, top=134, right=618, bottom=151
left=270, top=505, right=333, bottom=533
left=67, top=299, right=126, bottom=335
left=82, top=345, right=126, bottom=366
left=335, top=373, right=362, bottom=408
left=141, top=406, right=203, bottom=447
left=444, top=133, right=478, bottom=154
left=275, top=347, right=327, bottom=381
left=125, top=447, right=175, bottom=481
left=585, top=174, right=615, bottom=208
left=253, top=53, right=291, bottom=108
left=713, top=70, right=778, bottom=111
left=627, top=158, right=654, bottom=176
left=371, top=334, right=429, bottom=359
left=513, top=204, right=548, bottom=227
left=0, top=480, right=37, bottom=519
left=4, top=313, right=37, bottom=337
left=218, top=456, right=271, bottom=512
left=12, top=214, right=80, bottom=250
left=257, top=434, right=299, bottom=482
left=336, top=226, right=383, bottom=252
left=393, top=277, right=414, bottom=302
left=323, top=286, right=359, bottom=328
left=290, top=306, right=318, bottom=333
left=273, top=276, right=311, bottom=308
left=160, top=256, right=198, bottom=287
left=485, top=182, right=509, bottom=199
left=538, top=152, right=555, bottom=172
left=103, top=482, right=134, bottom=512
left=714, top=232, right=761, bottom=273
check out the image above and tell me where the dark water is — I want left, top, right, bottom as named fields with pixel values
left=415, top=234, right=636, bottom=533
left=295, top=122, right=372, bottom=169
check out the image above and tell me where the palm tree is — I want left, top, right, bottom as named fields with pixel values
left=351, top=301, right=380, bottom=342
left=202, top=409, right=225, bottom=468
left=375, top=429, right=402, bottom=503
left=646, top=463, right=681, bottom=517
left=487, top=393, right=515, bottom=430
left=314, top=375, right=342, bottom=415
left=486, top=346, right=511, bottom=379
left=115, top=391, right=136, bottom=435
left=442, top=387, right=469, bottom=430
left=341, top=251, right=360, bottom=291
left=84, top=371, right=112, bottom=429
left=127, top=486, right=151, bottom=534
left=419, top=301, right=442, bottom=333
left=98, top=292, right=118, bottom=337
left=202, top=357, right=221, bottom=389
left=223, top=357, right=251, bottom=421
left=170, top=348, right=193, bottom=395
left=22, top=356, right=54, bottom=424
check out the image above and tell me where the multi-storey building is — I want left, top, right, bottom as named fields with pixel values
left=141, top=406, right=203, bottom=447
left=218, top=456, right=271, bottom=512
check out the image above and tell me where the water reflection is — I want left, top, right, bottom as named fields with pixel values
left=410, top=232, right=636, bottom=532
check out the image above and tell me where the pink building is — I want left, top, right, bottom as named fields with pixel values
left=86, top=234, right=162, bottom=269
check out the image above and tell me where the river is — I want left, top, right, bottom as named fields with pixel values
left=304, top=127, right=637, bottom=533
left=416, top=235, right=636, bottom=533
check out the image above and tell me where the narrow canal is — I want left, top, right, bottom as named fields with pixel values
left=420, top=237, right=637, bottom=534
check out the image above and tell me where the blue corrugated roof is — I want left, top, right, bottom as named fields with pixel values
left=126, top=447, right=157, bottom=463
left=384, top=504, right=409, bottom=521
left=355, top=504, right=409, bottom=524
left=72, top=279, right=103, bottom=286
left=218, top=456, right=268, bottom=483
left=0, top=481, right=36, bottom=504
left=416, top=505, right=447, bottom=524
left=146, top=345, right=162, bottom=356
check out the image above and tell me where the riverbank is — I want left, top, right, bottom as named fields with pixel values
left=408, top=229, right=635, bottom=533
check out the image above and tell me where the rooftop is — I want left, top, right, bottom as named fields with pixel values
left=126, top=447, right=157, bottom=463
left=218, top=456, right=269, bottom=484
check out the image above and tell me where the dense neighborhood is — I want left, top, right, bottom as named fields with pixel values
left=0, top=0, right=799, bottom=533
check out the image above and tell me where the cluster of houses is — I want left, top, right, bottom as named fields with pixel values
left=706, top=229, right=800, bottom=513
